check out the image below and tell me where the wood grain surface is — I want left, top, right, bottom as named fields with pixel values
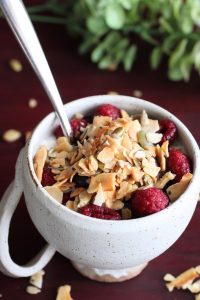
left=0, top=5, right=200, bottom=300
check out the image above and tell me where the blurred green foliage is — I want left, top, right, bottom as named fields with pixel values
left=26, top=0, right=200, bottom=81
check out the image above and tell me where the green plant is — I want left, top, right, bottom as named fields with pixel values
left=2, top=0, right=200, bottom=81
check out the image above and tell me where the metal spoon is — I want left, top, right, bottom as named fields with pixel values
left=0, top=0, right=72, bottom=138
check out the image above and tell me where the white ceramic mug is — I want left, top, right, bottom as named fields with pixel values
left=0, top=95, right=200, bottom=281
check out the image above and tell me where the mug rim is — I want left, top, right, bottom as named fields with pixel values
left=27, top=94, right=200, bottom=224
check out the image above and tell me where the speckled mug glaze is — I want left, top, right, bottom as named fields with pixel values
left=0, top=95, right=200, bottom=281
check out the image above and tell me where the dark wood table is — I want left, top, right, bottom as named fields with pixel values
left=0, top=8, right=200, bottom=300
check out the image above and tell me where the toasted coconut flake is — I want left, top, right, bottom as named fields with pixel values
left=97, top=147, right=115, bottom=164
left=116, top=182, right=136, bottom=199
left=88, top=173, right=116, bottom=193
left=128, top=120, right=141, bottom=141
left=78, top=158, right=90, bottom=174
left=104, top=190, right=116, bottom=201
left=143, top=166, right=160, bottom=179
left=138, top=131, right=153, bottom=148
left=30, top=270, right=45, bottom=289
left=93, top=116, right=112, bottom=126
left=34, top=145, right=48, bottom=182
left=140, top=110, right=149, bottom=126
left=104, top=159, right=117, bottom=170
left=50, top=158, right=65, bottom=168
left=134, top=150, right=146, bottom=159
left=88, top=155, right=98, bottom=171
left=188, top=279, right=200, bottom=293
left=70, top=149, right=83, bottom=165
left=112, top=126, right=124, bottom=136
left=48, top=148, right=57, bottom=158
left=130, top=167, right=144, bottom=182
left=78, top=191, right=92, bottom=208
left=156, top=145, right=166, bottom=171
left=196, top=294, right=200, bottom=300
left=70, top=188, right=85, bottom=198
left=167, top=173, right=193, bottom=201
left=66, top=200, right=75, bottom=210
left=106, top=135, right=121, bottom=149
left=142, top=157, right=160, bottom=178
left=55, top=168, right=74, bottom=182
left=58, top=182, right=74, bottom=192
left=56, top=285, right=73, bottom=300
left=142, top=119, right=160, bottom=133
left=56, top=151, right=68, bottom=159
left=26, top=286, right=41, bottom=295
left=146, top=132, right=162, bottom=144
left=120, top=109, right=130, bottom=120
left=166, top=267, right=199, bottom=292
left=163, top=273, right=176, bottom=282
left=93, top=184, right=106, bottom=206
left=195, top=266, right=200, bottom=274
left=144, top=146, right=156, bottom=157
left=106, top=199, right=124, bottom=210
left=121, top=133, right=132, bottom=150
left=156, top=172, right=176, bottom=189
left=142, top=174, right=154, bottom=187
left=129, top=143, right=143, bottom=158
left=44, top=186, right=63, bottom=203
left=55, top=137, right=73, bottom=152
left=161, top=141, right=169, bottom=157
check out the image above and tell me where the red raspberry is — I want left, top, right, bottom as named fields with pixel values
left=41, top=165, right=56, bottom=186
left=159, top=119, right=177, bottom=144
left=167, top=148, right=191, bottom=182
left=70, top=118, right=87, bottom=136
left=96, top=104, right=121, bottom=120
left=79, top=204, right=121, bottom=220
left=54, top=118, right=87, bottom=138
left=131, top=187, right=169, bottom=217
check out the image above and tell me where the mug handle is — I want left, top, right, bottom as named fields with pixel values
left=0, top=149, right=56, bottom=277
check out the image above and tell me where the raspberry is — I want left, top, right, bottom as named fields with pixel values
left=54, top=118, right=87, bottom=138
left=159, top=119, right=177, bottom=144
left=79, top=204, right=121, bottom=220
left=131, top=187, right=169, bottom=217
left=167, top=148, right=191, bottom=182
left=96, top=104, right=121, bottom=120
left=41, top=165, right=56, bottom=186
left=70, top=118, right=88, bottom=136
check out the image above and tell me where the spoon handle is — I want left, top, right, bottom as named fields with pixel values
left=0, top=0, right=72, bottom=137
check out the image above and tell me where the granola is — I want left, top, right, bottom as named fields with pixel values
left=164, top=266, right=200, bottom=299
left=34, top=104, right=193, bottom=220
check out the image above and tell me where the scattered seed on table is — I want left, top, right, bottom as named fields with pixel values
left=9, top=59, right=23, bottom=72
left=107, top=91, right=118, bottom=95
left=26, top=286, right=41, bottom=295
left=3, top=129, right=22, bottom=142
left=133, top=90, right=143, bottom=98
left=28, top=98, right=38, bottom=108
